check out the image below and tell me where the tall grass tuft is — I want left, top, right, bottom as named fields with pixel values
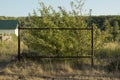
left=96, top=42, right=120, bottom=58
left=95, top=42, right=120, bottom=71
left=0, top=34, right=27, bottom=57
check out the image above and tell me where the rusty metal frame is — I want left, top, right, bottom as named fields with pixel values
left=18, top=27, right=94, bottom=67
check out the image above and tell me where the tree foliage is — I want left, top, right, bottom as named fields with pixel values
left=21, top=0, right=92, bottom=56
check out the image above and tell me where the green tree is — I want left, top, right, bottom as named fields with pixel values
left=102, top=19, right=111, bottom=31
left=112, top=21, right=120, bottom=41
left=102, top=19, right=113, bottom=42
left=22, top=0, right=92, bottom=56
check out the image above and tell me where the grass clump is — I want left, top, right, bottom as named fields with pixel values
left=95, top=42, right=120, bottom=71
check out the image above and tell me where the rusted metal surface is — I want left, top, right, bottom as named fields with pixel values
left=91, top=26, right=94, bottom=68
left=19, top=27, right=92, bottom=30
left=23, top=55, right=92, bottom=58
left=18, top=26, right=20, bottom=61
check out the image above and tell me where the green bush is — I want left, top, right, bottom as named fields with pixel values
left=21, top=1, right=92, bottom=57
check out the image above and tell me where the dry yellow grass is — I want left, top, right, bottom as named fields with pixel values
left=0, top=34, right=28, bottom=55
left=103, top=42, right=120, bottom=50
left=0, top=60, right=120, bottom=80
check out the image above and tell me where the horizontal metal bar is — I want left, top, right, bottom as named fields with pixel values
left=23, top=55, right=92, bottom=58
left=19, top=27, right=92, bottom=30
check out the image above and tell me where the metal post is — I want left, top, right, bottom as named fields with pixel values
left=91, top=25, right=94, bottom=68
left=18, top=27, right=20, bottom=61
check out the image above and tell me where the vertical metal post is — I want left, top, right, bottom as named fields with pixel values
left=18, top=27, right=20, bottom=61
left=89, top=9, right=94, bottom=69
left=91, top=25, right=94, bottom=68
